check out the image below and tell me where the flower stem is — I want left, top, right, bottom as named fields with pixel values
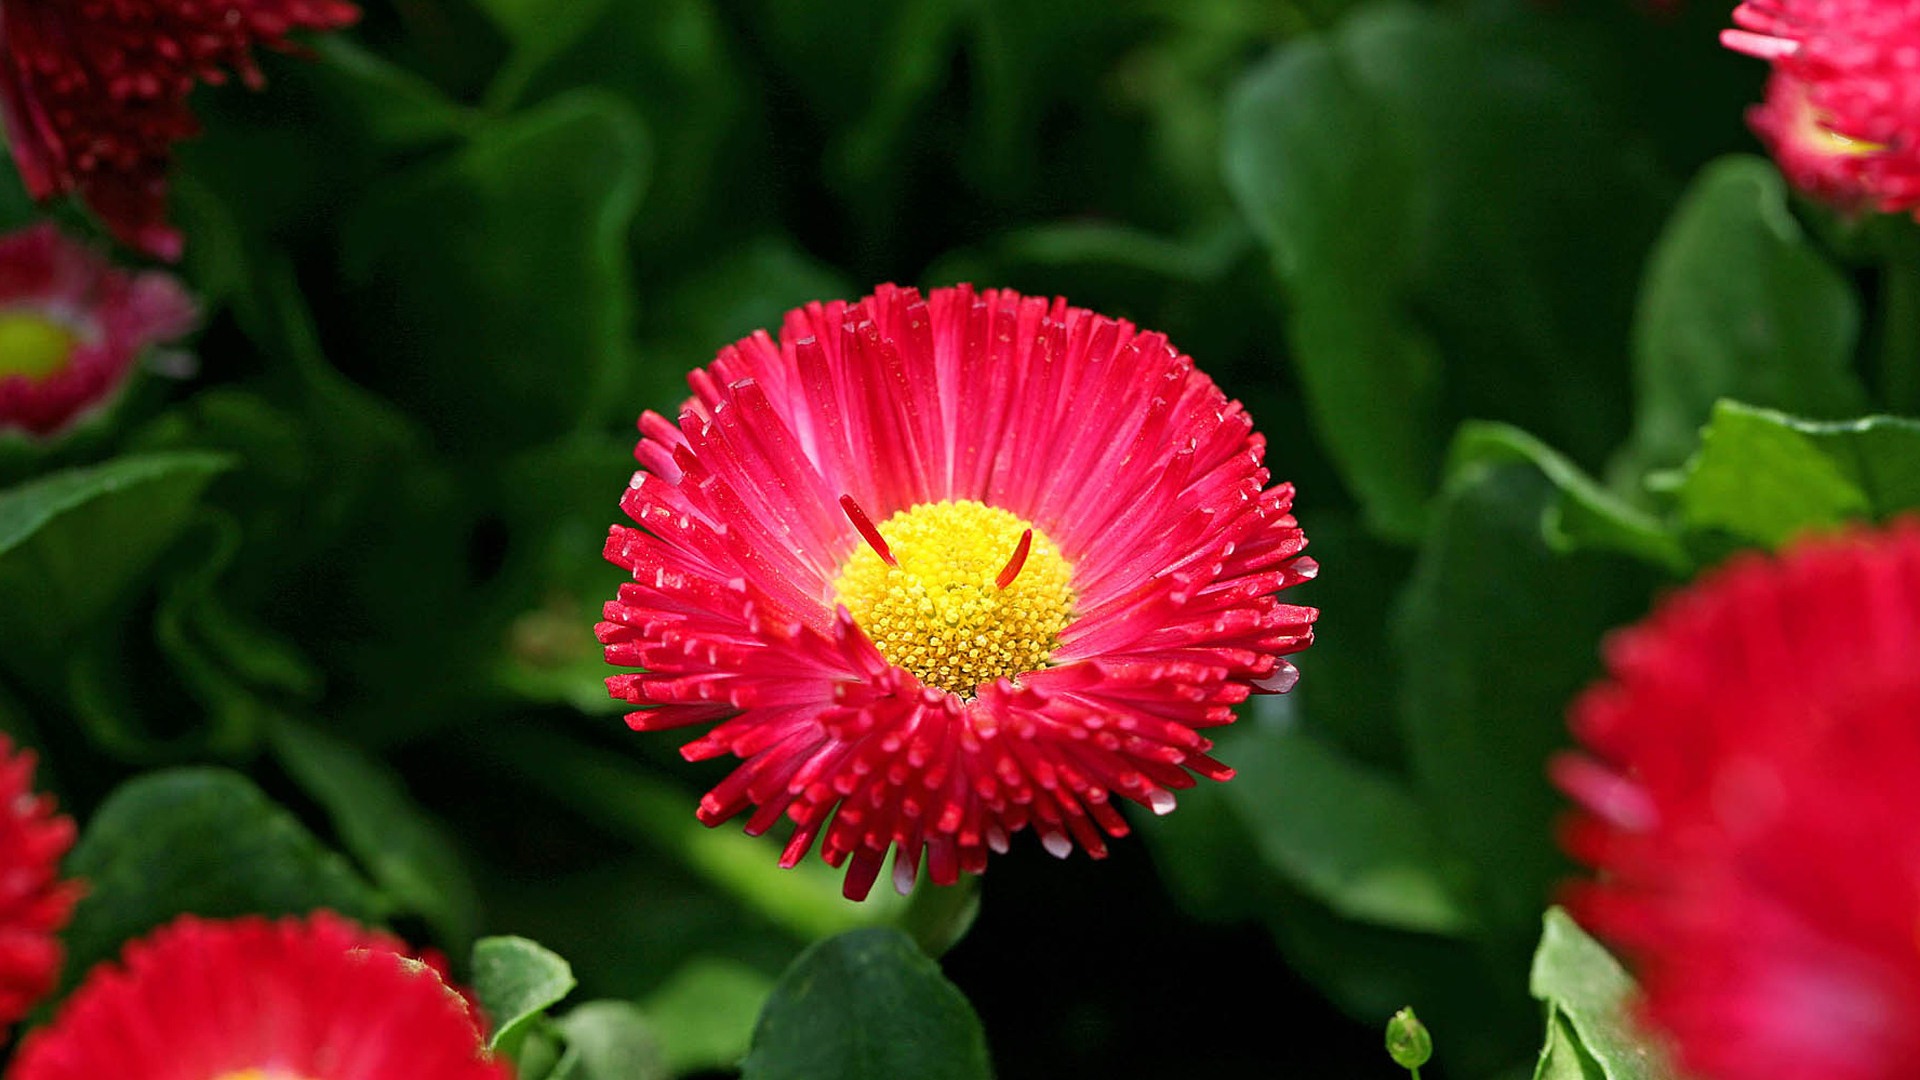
left=1879, top=247, right=1920, bottom=417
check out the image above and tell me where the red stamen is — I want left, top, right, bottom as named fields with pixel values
left=996, top=529, right=1034, bottom=590
left=839, top=495, right=898, bottom=566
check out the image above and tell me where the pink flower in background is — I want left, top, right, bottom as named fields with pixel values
left=599, top=284, right=1317, bottom=900
left=0, top=223, right=196, bottom=437
left=1724, top=0, right=1920, bottom=215
left=0, top=0, right=360, bottom=260
left=1556, top=521, right=1920, bottom=1080
left=10, top=912, right=507, bottom=1080
left=0, top=735, right=79, bottom=1032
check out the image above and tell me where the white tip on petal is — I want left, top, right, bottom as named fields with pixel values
left=1040, top=831, right=1072, bottom=859
left=1147, top=789, right=1178, bottom=816
left=1251, top=661, right=1300, bottom=694
left=893, top=857, right=918, bottom=896
left=1720, top=28, right=1799, bottom=59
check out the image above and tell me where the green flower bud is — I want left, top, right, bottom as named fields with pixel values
left=1386, top=1007, right=1433, bottom=1071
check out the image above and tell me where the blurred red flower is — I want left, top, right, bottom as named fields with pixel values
left=598, top=284, right=1317, bottom=900
left=0, top=0, right=359, bottom=260
left=10, top=912, right=507, bottom=1080
left=1724, top=0, right=1920, bottom=215
left=0, top=735, right=78, bottom=1033
left=1557, top=520, right=1920, bottom=1080
left=0, top=223, right=195, bottom=437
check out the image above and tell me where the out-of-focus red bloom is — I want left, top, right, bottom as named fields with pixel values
left=1723, top=0, right=1920, bottom=215
left=1556, top=520, right=1920, bottom=1080
left=0, top=222, right=195, bottom=437
left=0, top=0, right=360, bottom=260
left=0, top=735, right=79, bottom=1032
left=10, top=912, right=508, bottom=1080
left=598, top=284, right=1318, bottom=900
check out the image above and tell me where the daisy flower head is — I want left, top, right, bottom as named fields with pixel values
left=1555, top=520, right=1920, bottom=1080
left=0, top=0, right=360, bottom=260
left=0, top=223, right=196, bottom=437
left=0, top=734, right=79, bottom=1031
left=9, top=912, right=507, bottom=1080
left=598, top=284, right=1318, bottom=900
left=1723, top=0, right=1920, bottom=215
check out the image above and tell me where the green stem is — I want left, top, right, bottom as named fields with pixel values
left=1879, top=251, right=1920, bottom=417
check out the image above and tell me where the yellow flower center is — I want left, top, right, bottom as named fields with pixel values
left=214, top=1071, right=318, bottom=1080
left=0, top=311, right=79, bottom=381
left=833, top=499, right=1075, bottom=696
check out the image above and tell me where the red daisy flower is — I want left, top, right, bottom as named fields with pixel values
left=0, top=735, right=79, bottom=1031
left=1555, top=520, right=1920, bottom=1080
left=10, top=912, right=508, bottom=1080
left=1723, top=0, right=1920, bottom=215
left=597, top=283, right=1317, bottom=900
left=0, top=0, right=360, bottom=260
left=0, top=222, right=195, bottom=437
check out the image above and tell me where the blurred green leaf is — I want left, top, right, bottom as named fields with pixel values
left=1622, top=156, right=1865, bottom=477
left=480, top=0, right=759, bottom=261
left=552, top=1001, right=669, bottom=1080
left=309, top=36, right=477, bottom=149
left=63, top=512, right=309, bottom=762
left=0, top=452, right=230, bottom=667
left=1449, top=423, right=1689, bottom=574
left=478, top=724, right=906, bottom=940
left=1678, top=401, right=1920, bottom=548
left=473, top=935, right=578, bottom=1052
left=268, top=717, right=480, bottom=951
left=1224, top=22, right=1435, bottom=539
left=339, top=91, right=648, bottom=453
left=639, top=957, right=776, bottom=1076
left=63, top=768, right=386, bottom=988
left=1226, top=4, right=1666, bottom=540
left=1529, top=909, right=1681, bottom=1080
left=1396, top=463, right=1657, bottom=955
left=1224, top=699, right=1473, bottom=935
left=741, top=928, right=991, bottom=1080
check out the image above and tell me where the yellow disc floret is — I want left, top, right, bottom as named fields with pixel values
left=833, top=499, right=1075, bottom=696
left=0, top=312, right=79, bottom=381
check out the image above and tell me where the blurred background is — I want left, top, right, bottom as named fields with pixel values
left=0, top=0, right=1835, bottom=1074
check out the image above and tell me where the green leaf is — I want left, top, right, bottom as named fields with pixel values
left=1448, top=423, right=1689, bottom=574
left=476, top=724, right=905, bottom=939
left=309, top=36, right=477, bottom=149
left=478, top=0, right=758, bottom=261
left=1140, top=776, right=1537, bottom=1079
left=338, top=92, right=648, bottom=454
left=1623, top=156, right=1865, bottom=476
left=472, top=935, right=578, bottom=1052
left=1535, top=1010, right=1608, bottom=1080
left=63, top=768, right=386, bottom=988
left=639, top=958, right=776, bottom=1076
left=0, top=452, right=231, bottom=664
left=267, top=717, right=480, bottom=951
left=1222, top=699, right=1473, bottom=935
left=63, top=512, right=303, bottom=762
left=552, top=1001, right=669, bottom=1080
left=1225, top=4, right=1665, bottom=539
left=1678, top=401, right=1920, bottom=547
left=741, top=928, right=991, bottom=1080
left=1529, top=909, right=1681, bottom=1080
left=1396, top=463, right=1658, bottom=951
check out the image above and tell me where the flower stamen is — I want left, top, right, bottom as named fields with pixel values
left=995, top=528, right=1033, bottom=590
left=839, top=494, right=897, bottom=567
